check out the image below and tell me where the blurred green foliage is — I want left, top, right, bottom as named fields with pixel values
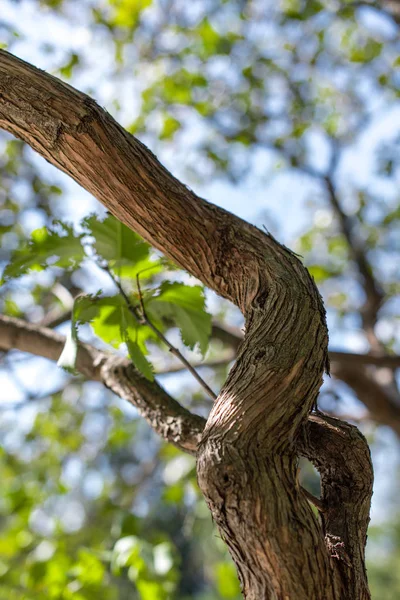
left=0, top=0, right=400, bottom=598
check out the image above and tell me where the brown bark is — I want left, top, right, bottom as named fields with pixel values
left=0, top=51, right=373, bottom=599
left=0, top=314, right=204, bottom=455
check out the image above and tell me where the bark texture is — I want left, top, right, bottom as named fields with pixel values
left=0, top=314, right=204, bottom=455
left=0, top=51, right=373, bottom=599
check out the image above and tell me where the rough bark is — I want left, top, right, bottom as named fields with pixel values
left=0, top=314, right=204, bottom=455
left=0, top=51, right=373, bottom=599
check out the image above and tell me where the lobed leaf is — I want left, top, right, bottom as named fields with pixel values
left=3, top=223, right=85, bottom=282
left=146, top=282, right=211, bottom=356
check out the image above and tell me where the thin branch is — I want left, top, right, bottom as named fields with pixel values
left=301, top=486, right=325, bottom=513
left=40, top=308, right=72, bottom=328
left=155, top=354, right=235, bottom=375
left=0, top=313, right=205, bottom=455
left=101, top=264, right=217, bottom=400
left=259, top=133, right=385, bottom=348
left=323, top=174, right=384, bottom=344
left=15, top=303, right=400, bottom=370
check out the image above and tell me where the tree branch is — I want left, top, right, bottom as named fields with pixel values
left=298, top=412, right=373, bottom=599
left=0, top=314, right=205, bottom=455
left=331, top=362, right=400, bottom=436
left=0, top=51, right=372, bottom=598
left=36, top=309, right=400, bottom=370
left=323, top=175, right=384, bottom=343
left=212, top=321, right=400, bottom=368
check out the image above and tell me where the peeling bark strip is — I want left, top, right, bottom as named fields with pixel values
left=0, top=51, right=372, bottom=599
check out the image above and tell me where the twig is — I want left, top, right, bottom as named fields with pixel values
left=103, top=265, right=217, bottom=401
left=135, top=272, right=217, bottom=400
left=155, top=354, right=235, bottom=375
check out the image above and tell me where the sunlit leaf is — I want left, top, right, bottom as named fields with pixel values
left=126, top=338, right=154, bottom=381
left=3, top=223, right=85, bottom=282
left=146, top=282, right=211, bottom=355
left=82, top=213, right=158, bottom=277
left=59, top=52, right=79, bottom=79
left=160, top=115, right=181, bottom=140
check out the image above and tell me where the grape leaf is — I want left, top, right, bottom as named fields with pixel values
left=146, top=282, right=211, bottom=355
left=82, top=213, right=159, bottom=278
left=3, top=223, right=85, bottom=282
left=73, top=293, right=155, bottom=380
left=125, top=339, right=154, bottom=381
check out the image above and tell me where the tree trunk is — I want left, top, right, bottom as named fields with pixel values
left=0, top=50, right=373, bottom=599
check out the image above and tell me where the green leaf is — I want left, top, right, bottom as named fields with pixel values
left=3, top=223, right=85, bottom=282
left=136, top=580, right=167, bottom=600
left=197, top=18, right=223, bottom=57
left=85, top=295, right=135, bottom=347
left=383, top=207, right=400, bottom=225
left=74, top=293, right=155, bottom=379
left=308, top=265, right=335, bottom=283
left=57, top=293, right=102, bottom=373
left=82, top=213, right=157, bottom=277
left=146, top=282, right=211, bottom=355
left=110, top=0, right=153, bottom=29
left=349, top=39, right=383, bottom=63
left=73, top=549, right=105, bottom=586
left=162, top=483, right=184, bottom=505
left=126, top=338, right=154, bottom=381
left=73, top=293, right=103, bottom=325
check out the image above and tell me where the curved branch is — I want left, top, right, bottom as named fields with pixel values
left=298, top=413, right=373, bottom=600
left=0, top=49, right=277, bottom=311
left=0, top=51, right=372, bottom=599
left=0, top=314, right=205, bottom=455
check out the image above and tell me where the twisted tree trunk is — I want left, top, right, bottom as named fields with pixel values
left=0, top=50, right=373, bottom=599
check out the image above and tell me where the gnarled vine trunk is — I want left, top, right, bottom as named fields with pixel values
left=0, top=50, right=373, bottom=599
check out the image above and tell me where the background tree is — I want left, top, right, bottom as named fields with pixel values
left=0, top=0, right=399, bottom=598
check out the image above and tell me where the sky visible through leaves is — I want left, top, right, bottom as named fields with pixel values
left=0, top=0, right=400, bottom=598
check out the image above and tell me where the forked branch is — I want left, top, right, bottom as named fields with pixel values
left=0, top=50, right=373, bottom=599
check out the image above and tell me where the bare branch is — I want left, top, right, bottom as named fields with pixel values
left=331, top=362, right=400, bottom=436
left=40, top=308, right=72, bottom=328
left=155, top=354, right=235, bottom=375
left=37, top=310, right=400, bottom=370
left=323, top=175, right=384, bottom=343
left=212, top=321, right=400, bottom=368
left=298, top=412, right=373, bottom=598
left=0, top=314, right=205, bottom=455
